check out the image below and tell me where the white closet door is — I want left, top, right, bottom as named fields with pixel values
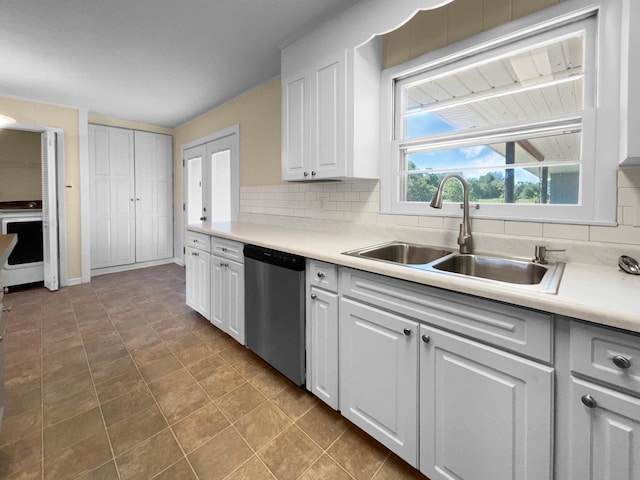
left=89, top=125, right=135, bottom=269
left=41, top=131, right=59, bottom=291
left=134, top=131, right=173, bottom=262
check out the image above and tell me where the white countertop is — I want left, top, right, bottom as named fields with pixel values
left=188, top=221, right=640, bottom=334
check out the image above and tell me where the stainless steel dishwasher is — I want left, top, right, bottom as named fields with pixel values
left=244, top=244, right=306, bottom=386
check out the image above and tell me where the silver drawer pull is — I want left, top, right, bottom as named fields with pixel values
left=612, top=355, right=632, bottom=369
left=316, top=272, right=325, bottom=279
left=581, top=394, right=597, bottom=409
left=221, top=247, right=227, bottom=252
left=310, top=293, right=317, bottom=300
left=422, top=334, right=431, bottom=344
left=403, top=328, right=411, bottom=336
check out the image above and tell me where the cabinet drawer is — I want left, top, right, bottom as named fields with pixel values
left=212, top=237, right=243, bottom=263
left=186, top=231, right=211, bottom=253
left=340, top=268, right=553, bottom=362
left=570, top=320, right=640, bottom=394
left=307, top=260, right=338, bottom=292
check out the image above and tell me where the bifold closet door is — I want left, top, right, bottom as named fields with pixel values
left=89, top=125, right=135, bottom=269
left=134, top=131, right=173, bottom=262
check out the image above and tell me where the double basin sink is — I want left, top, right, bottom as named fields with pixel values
left=343, top=241, right=564, bottom=294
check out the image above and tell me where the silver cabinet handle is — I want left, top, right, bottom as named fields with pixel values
left=421, top=334, right=431, bottom=344
left=221, top=247, right=227, bottom=252
left=310, top=293, right=317, bottom=300
left=581, top=394, right=597, bottom=409
left=199, top=216, right=207, bottom=221
left=316, top=272, right=325, bottom=279
left=403, top=328, right=411, bottom=336
left=219, top=262, right=229, bottom=267
left=303, top=171, right=309, bottom=177
left=136, top=198, right=140, bottom=201
left=192, top=252, right=199, bottom=256
left=130, top=198, right=134, bottom=201
left=612, top=355, right=632, bottom=369
left=311, top=171, right=317, bottom=176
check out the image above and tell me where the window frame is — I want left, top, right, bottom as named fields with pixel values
left=379, top=0, right=623, bottom=225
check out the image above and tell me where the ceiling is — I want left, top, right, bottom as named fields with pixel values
left=0, top=0, right=360, bottom=128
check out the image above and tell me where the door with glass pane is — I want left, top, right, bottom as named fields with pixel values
left=184, top=145, right=205, bottom=224
left=205, top=135, right=236, bottom=223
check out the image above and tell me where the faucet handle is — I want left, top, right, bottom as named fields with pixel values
left=533, top=245, right=565, bottom=264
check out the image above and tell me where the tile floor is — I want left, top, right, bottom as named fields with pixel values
left=0, top=264, right=429, bottom=480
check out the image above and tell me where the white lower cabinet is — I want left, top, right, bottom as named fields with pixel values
left=308, top=285, right=339, bottom=409
left=211, top=254, right=245, bottom=345
left=568, top=377, right=640, bottom=480
left=420, top=324, right=554, bottom=480
left=339, top=297, right=419, bottom=466
left=185, top=246, right=210, bottom=320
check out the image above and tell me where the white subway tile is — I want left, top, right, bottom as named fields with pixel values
left=377, top=213, right=397, bottom=226
left=418, top=216, right=444, bottom=229
left=344, top=192, right=360, bottom=202
left=323, top=183, right=338, bottom=192
left=336, top=183, right=353, bottom=192
left=471, top=219, right=505, bottom=234
left=358, top=212, right=378, bottom=224
left=397, top=215, right=420, bottom=227
left=618, top=188, right=639, bottom=207
left=542, top=223, right=589, bottom=241
left=618, top=169, right=640, bottom=188
left=590, top=225, right=640, bottom=244
left=505, top=221, right=543, bottom=237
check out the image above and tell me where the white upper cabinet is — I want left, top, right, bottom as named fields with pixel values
left=281, top=0, right=451, bottom=181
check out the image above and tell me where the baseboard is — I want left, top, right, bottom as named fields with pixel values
left=66, top=277, right=83, bottom=286
left=91, top=258, right=176, bottom=277
left=174, top=257, right=184, bottom=267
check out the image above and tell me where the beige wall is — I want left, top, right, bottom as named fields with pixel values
left=0, top=96, right=82, bottom=279
left=174, top=78, right=281, bottom=188
left=0, top=129, right=42, bottom=202
left=382, top=0, right=562, bottom=68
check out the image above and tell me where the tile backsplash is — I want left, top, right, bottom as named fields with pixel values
left=240, top=169, right=640, bottom=268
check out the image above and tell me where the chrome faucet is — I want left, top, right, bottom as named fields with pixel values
left=430, top=173, right=473, bottom=254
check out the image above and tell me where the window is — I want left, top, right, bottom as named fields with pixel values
left=380, top=1, right=623, bottom=224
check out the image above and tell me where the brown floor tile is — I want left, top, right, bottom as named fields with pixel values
left=44, top=386, right=99, bottom=427
left=91, top=355, right=137, bottom=385
left=372, top=453, right=429, bottom=480
left=4, top=383, right=41, bottom=418
left=296, top=403, right=347, bottom=449
left=115, top=429, right=182, bottom=480
left=272, top=384, right=318, bottom=421
left=300, top=454, right=353, bottom=480
left=155, top=382, right=211, bottom=424
left=43, top=407, right=105, bottom=457
left=224, top=456, right=276, bottom=480
left=163, top=331, right=203, bottom=352
left=86, top=341, right=129, bottom=367
left=188, top=427, right=253, bottom=480
left=3, top=460, right=42, bottom=479
left=130, top=342, right=172, bottom=365
left=43, top=369, right=93, bottom=405
left=76, top=460, right=120, bottom=479
left=198, top=368, right=246, bottom=400
left=0, top=405, right=42, bottom=446
left=120, top=325, right=163, bottom=352
left=235, top=402, right=291, bottom=450
left=101, top=383, right=155, bottom=426
left=148, top=368, right=195, bottom=395
left=258, top=425, right=323, bottom=480
left=172, top=403, right=229, bottom=453
left=94, top=370, right=146, bottom=404
left=150, top=458, right=197, bottom=479
left=215, top=382, right=267, bottom=423
left=173, top=342, right=214, bottom=366
left=186, top=354, right=231, bottom=381
left=107, top=404, right=168, bottom=456
left=138, top=353, right=183, bottom=383
left=44, top=430, right=112, bottom=480
left=42, top=345, right=88, bottom=380
left=43, top=332, right=83, bottom=356
left=249, top=368, right=292, bottom=399
left=4, top=357, right=41, bottom=390
left=0, top=434, right=41, bottom=478
left=327, top=427, right=390, bottom=480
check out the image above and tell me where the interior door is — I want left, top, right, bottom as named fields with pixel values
left=41, top=131, right=59, bottom=291
left=184, top=145, right=205, bottom=224
left=205, top=135, right=237, bottom=223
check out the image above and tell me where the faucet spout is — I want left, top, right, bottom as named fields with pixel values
left=430, top=173, right=473, bottom=254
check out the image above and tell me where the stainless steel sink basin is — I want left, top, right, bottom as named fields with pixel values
left=343, top=241, right=452, bottom=265
left=426, top=254, right=565, bottom=293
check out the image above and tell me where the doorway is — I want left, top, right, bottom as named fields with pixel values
left=181, top=126, right=239, bottom=259
left=0, top=126, right=63, bottom=291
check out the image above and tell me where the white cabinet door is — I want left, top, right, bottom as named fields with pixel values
left=568, top=377, right=640, bottom=480
left=185, top=246, right=210, bottom=320
left=211, top=256, right=245, bottom=345
left=339, top=298, right=418, bottom=466
left=282, top=72, right=308, bottom=181
left=310, top=51, right=347, bottom=180
left=134, top=131, right=173, bottom=262
left=89, top=125, right=135, bottom=269
left=282, top=50, right=347, bottom=181
left=309, top=286, right=338, bottom=409
left=420, top=324, right=554, bottom=480
left=226, top=260, right=244, bottom=345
